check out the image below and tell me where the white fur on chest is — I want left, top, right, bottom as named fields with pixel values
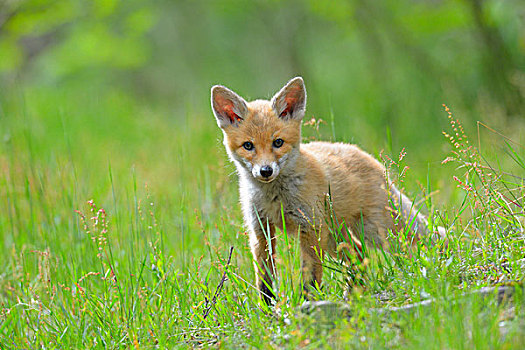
left=238, top=171, right=307, bottom=231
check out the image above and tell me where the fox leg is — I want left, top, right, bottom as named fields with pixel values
left=340, top=222, right=364, bottom=262
left=336, top=223, right=368, bottom=299
left=299, top=230, right=323, bottom=298
left=249, top=221, right=277, bottom=305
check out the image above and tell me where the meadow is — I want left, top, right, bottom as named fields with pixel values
left=0, top=82, right=524, bottom=348
left=1, top=0, right=525, bottom=348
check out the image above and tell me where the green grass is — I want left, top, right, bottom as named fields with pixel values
left=0, top=86, right=524, bottom=349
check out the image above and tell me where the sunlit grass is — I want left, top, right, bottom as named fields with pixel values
left=0, top=86, right=524, bottom=348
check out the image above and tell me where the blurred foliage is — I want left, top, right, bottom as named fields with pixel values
left=0, top=0, right=524, bottom=161
left=0, top=0, right=153, bottom=82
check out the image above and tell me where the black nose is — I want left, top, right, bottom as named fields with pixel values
left=260, top=166, right=273, bottom=178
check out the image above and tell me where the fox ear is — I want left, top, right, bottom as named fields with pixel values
left=211, top=85, right=248, bottom=128
left=271, top=77, right=306, bottom=120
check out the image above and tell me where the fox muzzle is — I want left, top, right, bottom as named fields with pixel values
left=252, top=163, right=280, bottom=183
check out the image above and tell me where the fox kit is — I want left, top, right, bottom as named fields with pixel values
left=211, top=77, right=444, bottom=304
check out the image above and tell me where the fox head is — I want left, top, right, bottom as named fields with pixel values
left=211, top=77, right=307, bottom=183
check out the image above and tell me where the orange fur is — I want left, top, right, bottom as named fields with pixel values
left=211, top=77, right=444, bottom=304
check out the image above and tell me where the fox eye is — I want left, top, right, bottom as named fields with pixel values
left=273, top=138, right=284, bottom=148
left=243, top=141, right=254, bottom=151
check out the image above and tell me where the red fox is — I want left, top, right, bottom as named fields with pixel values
left=211, top=77, right=445, bottom=304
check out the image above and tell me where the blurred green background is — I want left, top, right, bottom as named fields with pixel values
left=1, top=0, right=524, bottom=200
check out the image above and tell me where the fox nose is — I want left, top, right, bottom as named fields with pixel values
left=260, top=166, right=273, bottom=178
